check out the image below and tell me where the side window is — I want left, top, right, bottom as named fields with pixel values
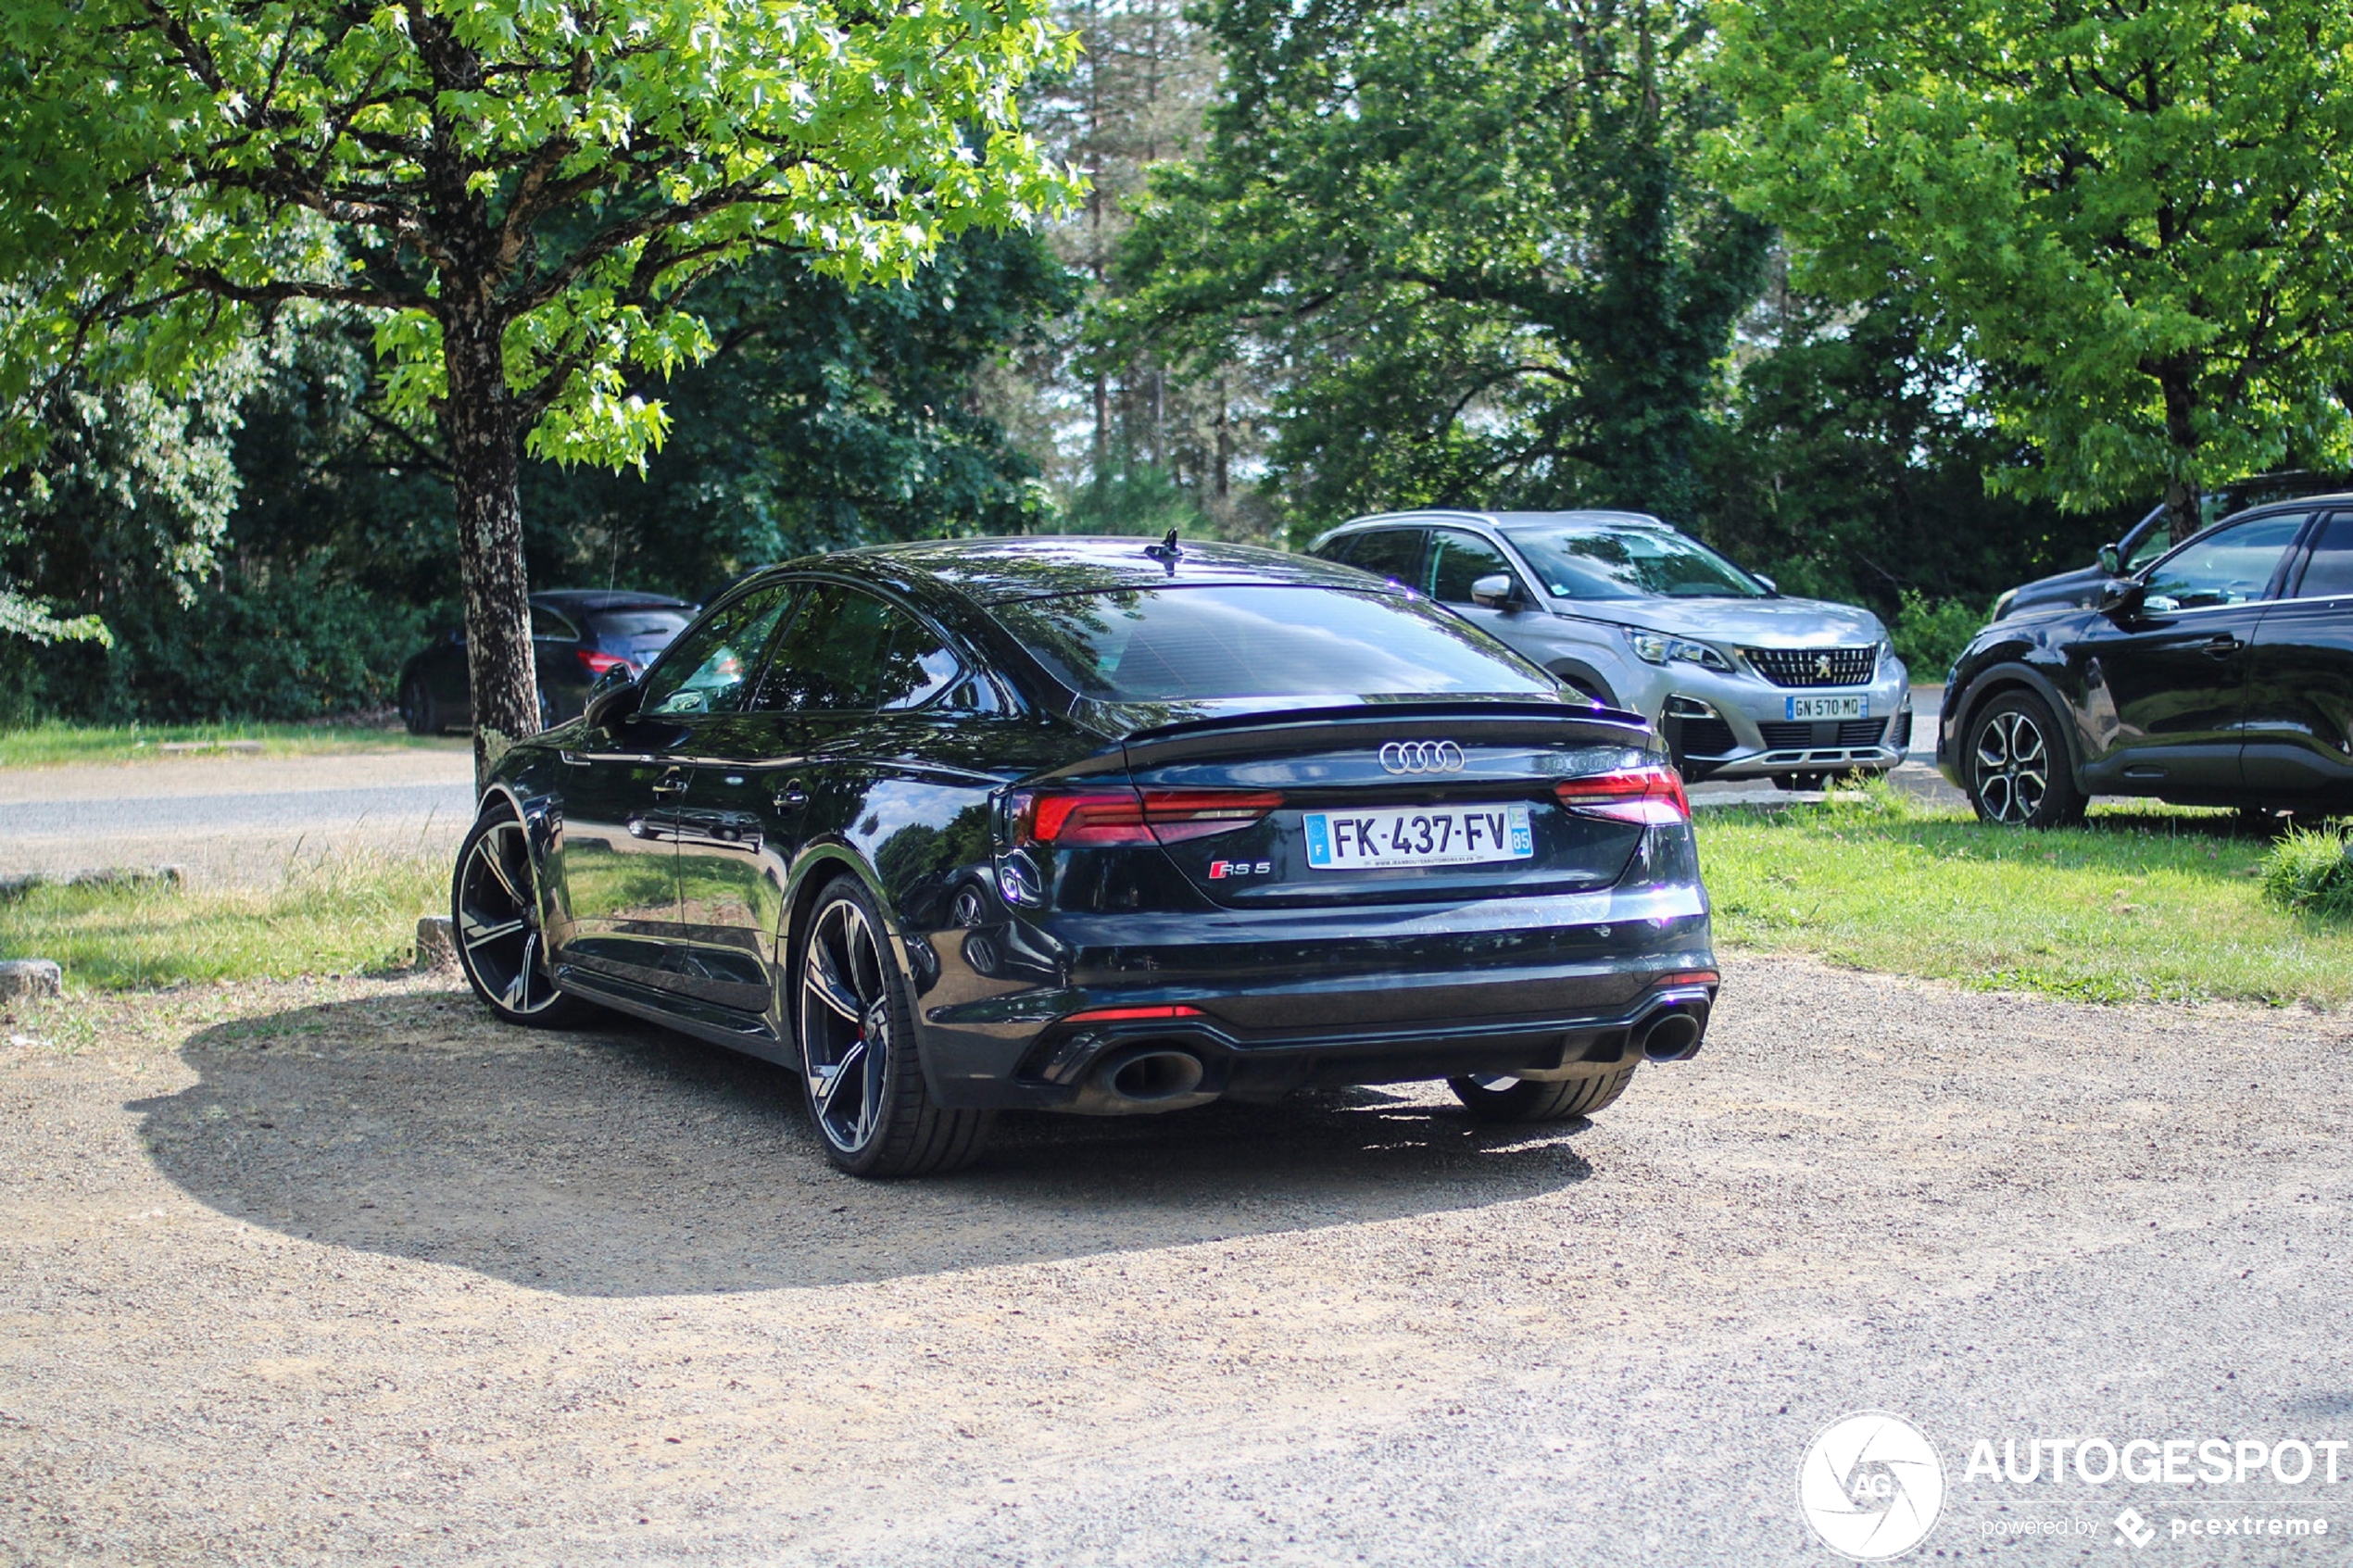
left=2293, top=513, right=2353, bottom=600
left=2141, top=514, right=2307, bottom=611
left=2124, top=522, right=2176, bottom=572
left=1427, top=530, right=1519, bottom=605
left=1342, top=529, right=1428, bottom=591
left=529, top=604, right=579, bottom=641
left=758, top=585, right=963, bottom=713
left=638, top=585, right=796, bottom=717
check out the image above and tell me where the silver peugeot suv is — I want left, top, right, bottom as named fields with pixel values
left=1311, top=509, right=1911, bottom=785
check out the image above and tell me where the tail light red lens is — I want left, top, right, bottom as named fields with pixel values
left=1010, top=787, right=1284, bottom=847
left=1058, top=1004, right=1206, bottom=1024
left=1554, top=766, right=1690, bottom=825
left=576, top=649, right=631, bottom=677
left=1012, top=790, right=1153, bottom=847
left=1140, top=788, right=1287, bottom=844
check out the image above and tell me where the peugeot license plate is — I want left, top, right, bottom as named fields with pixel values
left=1785, top=695, right=1869, bottom=721
left=1302, top=806, right=1534, bottom=870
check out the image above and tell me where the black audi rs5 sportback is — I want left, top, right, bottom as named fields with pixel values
left=450, top=537, right=1719, bottom=1176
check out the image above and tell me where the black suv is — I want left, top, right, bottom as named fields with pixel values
left=1940, top=498, right=2353, bottom=824
left=1994, top=471, right=2353, bottom=620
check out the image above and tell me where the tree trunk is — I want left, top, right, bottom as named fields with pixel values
left=2154, top=361, right=2204, bottom=549
left=441, top=301, right=540, bottom=790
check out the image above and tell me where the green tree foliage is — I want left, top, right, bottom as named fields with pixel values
left=14, top=232, right=1071, bottom=721
left=1714, top=0, right=2353, bottom=546
left=522, top=230, right=1077, bottom=593
left=0, top=0, right=1076, bottom=773
left=1698, top=281, right=2127, bottom=617
left=1104, top=0, right=1768, bottom=532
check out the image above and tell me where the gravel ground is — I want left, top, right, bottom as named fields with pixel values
left=2, top=957, right=2348, bottom=1566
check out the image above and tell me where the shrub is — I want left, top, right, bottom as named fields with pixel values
left=2259, top=824, right=2353, bottom=921
left=1890, top=590, right=1994, bottom=681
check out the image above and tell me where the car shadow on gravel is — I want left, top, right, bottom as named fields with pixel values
left=130, top=989, right=1597, bottom=1297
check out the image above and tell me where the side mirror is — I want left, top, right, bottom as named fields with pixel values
left=1470, top=573, right=1522, bottom=610
left=2095, top=577, right=2144, bottom=620
left=583, top=671, right=642, bottom=730
left=1753, top=572, right=1779, bottom=596
left=2097, top=543, right=2122, bottom=577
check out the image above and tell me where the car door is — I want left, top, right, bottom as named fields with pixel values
left=673, top=581, right=1007, bottom=1025
left=530, top=601, right=583, bottom=724
left=2242, top=510, right=2353, bottom=803
left=2069, top=511, right=2309, bottom=794
left=1425, top=526, right=1533, bottom=642
left=548, top=585, right=793, bottom=997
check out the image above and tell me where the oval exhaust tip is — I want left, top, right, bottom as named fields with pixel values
left=1106, top=1049, right=1206, bottom=1102
left=1639, top=1010, right=1705, bottom=1062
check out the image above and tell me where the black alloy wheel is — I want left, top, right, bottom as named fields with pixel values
left=401, top=676, right=439, bottom=735
left=453, top=805, right=592, bottom=1027
left=797, top=876, right=992, bottom=1177
left=1449, top=1066, right=1637, bottom=1123
left=1965, top=690, right=2086, bottom=828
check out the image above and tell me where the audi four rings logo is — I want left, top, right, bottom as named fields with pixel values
left=1378, top=740, right=1466, bottom=774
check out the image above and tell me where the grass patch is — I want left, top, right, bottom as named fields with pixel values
left=1698, top=782, right=2353, bottom=1008
left=2259, top=822, right=2353, bottom=921
left=0, top=718, right=463, bottom=769
left=0, top=851, right=445, bottom=989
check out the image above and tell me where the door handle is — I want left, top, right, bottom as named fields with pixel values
left=650, top=768, right=689, bottom=797
left=774, top=778, right=810, bottom=810
left=2200, top=633, right=2240, bottom=659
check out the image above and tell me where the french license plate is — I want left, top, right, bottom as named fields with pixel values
left=1302, top=805, right=1534, bottom=870
left=1785, top=694, right=1869, bottom=721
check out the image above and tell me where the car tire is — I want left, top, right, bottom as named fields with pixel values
left=1963, top=690, right=2086, bottom=827
left=796, top=874, right=993, bottom=1177
left=401, top=676, right=439, bottom=735
left=1447, top=1065, right=1637, bottom=1123
left=452, top=803, right=597, bottom=1028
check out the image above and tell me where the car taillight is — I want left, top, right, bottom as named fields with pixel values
left=1009, top=786, right=1284, bottom=847
left=1058, top=1004, right=1206, bottom=1024
left=1554, top=766, right=1690, bottom=825
left=576, top=649, right=631, bottom=677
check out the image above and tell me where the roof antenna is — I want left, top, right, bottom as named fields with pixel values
left=1143, top=526, right=1182, bottom=572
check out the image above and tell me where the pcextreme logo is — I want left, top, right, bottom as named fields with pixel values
left=1797, top=1411, right=1947, bottom=1560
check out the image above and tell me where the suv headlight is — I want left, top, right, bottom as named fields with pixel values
left=1627, top=629, right=1731, bottom=671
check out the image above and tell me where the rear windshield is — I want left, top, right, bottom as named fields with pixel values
left=1501, top=524, right=1765, bottom=599
left=587, top=608, right=692, bottom=640
left=987, top=585, right=1556, bottom=702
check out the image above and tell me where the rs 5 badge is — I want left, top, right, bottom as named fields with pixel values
left=1207, top=859, right=1272, bottom=880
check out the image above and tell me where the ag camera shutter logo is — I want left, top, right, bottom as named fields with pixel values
left=1798, top=1411, right=1945, bottom=1560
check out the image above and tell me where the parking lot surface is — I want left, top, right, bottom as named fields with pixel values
left=3, top=955, right=2346, bottom=1564
left=0, top=749, right=472, bottom=885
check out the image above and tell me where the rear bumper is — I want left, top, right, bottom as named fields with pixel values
left=907, top=878, right=1715, bottom=1110
left=1026, top=978, right=1718, bottom=1110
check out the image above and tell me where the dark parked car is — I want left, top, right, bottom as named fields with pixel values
left=397, top=590, right=696, bottom=734
left=1941, top=497, right=2353, bottom=825
left=1994, top=472, right=2353, bottom=621
left=449, top=538, right=1720, bottom=1176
